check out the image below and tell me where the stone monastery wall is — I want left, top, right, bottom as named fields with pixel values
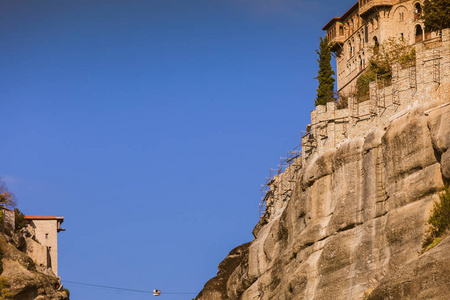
left=257, top=29, right=450, bottom=227
left=303, top=29, right=450, bottom=161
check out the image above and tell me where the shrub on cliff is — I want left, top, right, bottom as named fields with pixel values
left=14, top=209, right=26, bottom=232
left=0, top=277, right=10, bottom=300
left=315, top=36, right=335, bottom=106
left=423, top=185, right=450, bottom=251
left=0, top=178, right=16, bottom=209
left=354, top=38, right=415, bottom=102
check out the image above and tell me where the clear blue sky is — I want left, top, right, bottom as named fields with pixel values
left=0, top=0, right=355, bottom=299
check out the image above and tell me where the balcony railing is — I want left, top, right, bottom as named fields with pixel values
left=359, top=0, right=396, bottom=17
left=414, top=13, right=421, bottom=21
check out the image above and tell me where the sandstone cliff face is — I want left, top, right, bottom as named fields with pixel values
left=197, top=103, right=450, bottom=300
left=0, top=231, right=68, bottom=300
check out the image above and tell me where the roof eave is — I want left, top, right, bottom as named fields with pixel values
left=323, top=17, right=341, bottom=31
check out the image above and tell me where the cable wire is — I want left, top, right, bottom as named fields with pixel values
left=62, top=280, right=197, bottom=295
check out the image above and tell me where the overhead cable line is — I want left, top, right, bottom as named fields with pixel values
left=62, top=280, right=197, bottom=295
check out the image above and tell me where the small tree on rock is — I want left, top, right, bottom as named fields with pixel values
left=315, top=36, right=335, bottom=106
left=0, top=178, right=16, bottom=209
left=423, top=0, right=450, bottom=33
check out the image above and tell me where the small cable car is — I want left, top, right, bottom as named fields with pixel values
left=153, top=290, right=161, bottom=296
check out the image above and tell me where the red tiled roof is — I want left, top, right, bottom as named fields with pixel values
left=25, top=216, right=64, bottom=220
left=323, top=1, right=359, bottom=30
left=323, top=17, right=341, bottom=31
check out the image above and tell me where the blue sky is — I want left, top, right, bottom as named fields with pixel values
left=0, top=0, right=356, bottom=299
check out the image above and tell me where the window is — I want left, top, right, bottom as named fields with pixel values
left=415, top=24, right=423, bottom=42
left=45, top=233, right=48, bottom=239
left=399, top=12, right=404, bottom=22
left=414, top=3, right=422, bottom=21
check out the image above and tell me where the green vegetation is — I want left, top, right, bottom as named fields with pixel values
left=424, top=237, right=442, bottom=252
left=423, top=0, right=450, bottom=33
left=423, top=185, right=450, bottom=251
left=0, top=242, right=3, bottom=275
left=0, top=178, right=16, bottom=209
left=14, top=208, right=26, bottom=232
left=0, top=277, right=10, bottom=300
left=334, top=92, right=348, bottom=109
left=354, top=38, right=416, bottom=102
left=399, top=48, right=416, bottom=68
left=315, top=37, right=335, bottom=106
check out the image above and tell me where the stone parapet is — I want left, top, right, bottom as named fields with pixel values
left=303, top=29, right=449, bottom=162
left=261, top=29, right=449, bottom=223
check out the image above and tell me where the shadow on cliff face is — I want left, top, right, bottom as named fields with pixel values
left=367, top=235, right=450, bottom=300
left=196, top=242, right=252, bottom=300
left=12, top=287, right=38, bottom=300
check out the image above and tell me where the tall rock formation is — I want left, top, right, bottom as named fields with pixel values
left=197, top=103, right=450, bottom=300
left=0, top=229, right=69, bottom=300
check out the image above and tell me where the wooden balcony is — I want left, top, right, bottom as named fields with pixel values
left=325, top=22, right=346, bottom=52
left=359, top=0, right=396, bottom=17
left=330, top=35, right=346, bottom=46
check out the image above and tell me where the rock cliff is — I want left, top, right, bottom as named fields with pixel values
left=196, top=103, right=450, bottom=300
left=0, top=230, right=68, bottom=300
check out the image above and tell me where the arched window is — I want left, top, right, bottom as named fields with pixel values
left=414, top=3, right=422, bottom=21
left=415, top=24, right=423, bottom=42
left=358, top=34, right=363, bottom=50
left=339, top=25, right=344, bottom=36
left=349, top=43, right=353, bottom=59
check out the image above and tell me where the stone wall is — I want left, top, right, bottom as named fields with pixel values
left=258, top=28, right=449, bottom=229
left=1, top=208, right=15, bottom=231
left=27, top=219, right=60, bottom=276
left=303, top=29, right=450, bottom=163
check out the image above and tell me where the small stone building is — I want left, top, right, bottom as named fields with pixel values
left=24, top=216, right=65, bottom=276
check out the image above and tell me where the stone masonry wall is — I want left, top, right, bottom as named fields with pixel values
left=303, top=29, right=450, bottom=164
left=28, top=219, right=60, bottom=276
left=260, top=29, right=449, bottom=226
left=1, top=208, right=15, bottom=231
